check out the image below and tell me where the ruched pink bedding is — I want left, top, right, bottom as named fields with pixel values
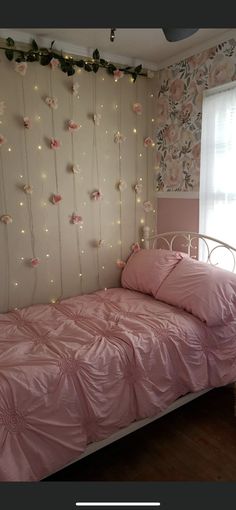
left=0, top=287, right=235, bottom=481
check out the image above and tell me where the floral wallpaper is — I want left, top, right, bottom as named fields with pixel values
left=154, top=38, right=236, bottom=192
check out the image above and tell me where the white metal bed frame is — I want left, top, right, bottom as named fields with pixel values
left=45, top=229, right=236, bottom=478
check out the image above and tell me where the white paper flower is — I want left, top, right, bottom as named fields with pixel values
left=23, top=184, right=33, bottom=194
left=45, top=96, right=58, bottom=110
left=147, top=70, right=155, bottom=79
left=72, top=164, right=80, bottom=174
left=15, top=62, right=28, bottom=76
left=143, top=200, right=153, bottom=212
left=117, top=179, right=127, bottom=192
left=144, top=137, right=155, bottom=147
left=23, top=117, right=31, bottom=129
left=134, top=183, right=143, bottom=194
left=72, top=82, right=80, bottom=97
left=133, top=103, right=142, bottom=115
left=114, top=131, right=126, bottom=144
left=0, top=101, right=6, bottom=115
left=93, top=113, right=102, bottom=126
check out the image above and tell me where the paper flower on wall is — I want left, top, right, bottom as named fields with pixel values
left=45, top=96, right=58, bottom=109
left=50, top=58, right=60, bottom=70
left=70, top=213, right=83, bottom=225
left=14, top=62, right=27, bottom=76
left=0, top=101, right=6, bottom=115
left=144, top=137, right=155, bottom=147
left=97, top=239, right=106, bottom=248
left=0, top=214, right=13, bottom=224
left=30, top=257, right=40, bottom=268
left=50, top=138, right=61, bottom=149
left=143, top=200, right=153, bottom=212
left=113, top=70, right=124, bottom=81
left=23, top=117, right=31, bottom=129
left=114, top=131, right=126, bottom=144
left=93, top=113, right=102, bottom=126
left=132, top=242, right=140, bottom=253
left=23, top=184, right=33, bottom=194
left=117, top=179, right=127, bottom=192
left=147, top=70, right=155, bottom=79
left=90, top=190, right=103, bottom=201
left=71, top=164, right=80, bottom=174
left=51, top=194, right=62, bottom=204
left=134, top=183, right=143, bottom=194
left=0, top=134, right=7, bottom=146
left=132, top=103, right=142, bottom=115
left=68, top=120, right=81, bottom=132
left=72, top=82, right=80, bottom=97
left=116, top=259, right=126, bottom=269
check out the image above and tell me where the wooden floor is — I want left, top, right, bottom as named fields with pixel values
left=45, top=386, right=236, bottom=481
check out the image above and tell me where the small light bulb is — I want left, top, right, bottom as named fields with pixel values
left=119, top=156, right=122, bottom=160
left=45, top=228, right=49, bottom=233
left=50, top=279, right=54, bottom=284
left=152, top=142, right=155, bottom=147
left=81, top=250, right=85, bottom=254
left=21, top=229, right=25, bottom=234
left=19, top=202, right=24, bottom=206
left=133, top=128, right=137, bottom=134
left=141, top=238, right=145, bottom=242
left=115, top=105, right=118, bottom=109
left=137, top=198, right=141, bottom=203
left=38, top=145, right=42, bottom=150
left=19, top=175, right=23, bottom=179
left=150, top=94, right=154, bottom=98
left=110, top=245, right=113, bottom=248
left=41, top=173, right=47, bottom=179
left=153, top=209, right=156, bottom=213
left=103, top=178, right=106, bottom=182
left=8, top=147, right=12, bottom=152
left=105, top=130, right=108, bottom=134
left=102, top=266, right=105, bottom=269
left=65, top=55, right=69, bottom=60
left=151, top=118, right=155, bottom=123
left=104, top=287, right=107, bottom=291
left=117, top=220, right=121, bottom=225
left=20, top=257, right=24, bottom=261
left=34, top=85, right=38, bottom=91
left=114, top=78, right=118, bottom=82
left=140, top=219, right=145, bottom=224
left=51, top=298, right=56, bottom=304
left=46, top=254, right=50, bottom=258
left=102, top=77, right=105, bottom=81
left=139, top=177, right=143, bottom=181
left=14, top=282, right=19, bottom=286
left=100, top=104, right=104, bottom=108
left=79, top=225, right=83, bottom=230
left=139, top=153, right=142, bottom=158
left=79, top=273, right=82, bottom=277
left=35, top=115, right=41, bottom=121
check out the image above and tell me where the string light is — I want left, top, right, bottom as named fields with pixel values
left=79, top=273, right=83, bottom=277
left=110, top=244, right=113, bottom=248
left=102, top=266, right=105, bottom=270
left=38, top=145, right=42, bottom=150
left=104, top=287, right=107, bottom=291
left=20, top=257, right=24, bottom=261
left=21, top=229, right=25, bottom=234
left=46, top=254, right=50, bottom=258
left=14, top=282, right=19, bottom=286
left=41, top=173, right=47, bottom=179
left=35, top=115, right=41, bottom=121
left=100, top=104, right=104, bottom=108
left=151, top=118, right=155, bottom=123
left=81, top=250, right=85, bottom=254
left=153, top=209, right=156, bottom=213
left=45, top=228, right=49, bottom=233
left=150, top=94, right=154, bottom=98
left=105, top=130, right=108, bottom=134
left=137, top=198, right=141, bottom=203
left=50, top=279, right=54, bottom=284
left=8, top=147, right=12, bottom=152
left=117, top=220, right=121, bottom=225
left=133, top=128, right=137, bottom=134
left=141, top=238, right=145, bottom=242
left=139, top=177, right=143, bottom=181
left=140, top=219, right=145, bottom=224
left=51, top=298, right=56, bottom=304
left=34, top=85, right=38, bottom=91
left=19, top=175, right=23, bottom=179
left=101, top=77, right=105, bottom=81
left=139, top=153, right=143, bottom=158
left=19, top=202, right=24, bottom=206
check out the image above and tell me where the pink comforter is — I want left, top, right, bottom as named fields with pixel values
left=0, top=288, right=235, bottom=481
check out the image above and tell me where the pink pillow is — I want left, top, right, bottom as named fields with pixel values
left=156, top=257, right=236, bottom=326
left=121, top=248, right=183, bottom=297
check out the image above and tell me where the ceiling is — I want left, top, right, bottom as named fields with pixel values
left=1, top=28, right=235, bottom=70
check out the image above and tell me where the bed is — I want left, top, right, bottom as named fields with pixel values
left=0, top=230, right=236, bottom=481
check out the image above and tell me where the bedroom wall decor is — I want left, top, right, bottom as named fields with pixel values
left=0, top=42, right=156, bottom=312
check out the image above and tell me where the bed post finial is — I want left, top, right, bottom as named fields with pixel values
left=143, top=226, right=150, bottom=249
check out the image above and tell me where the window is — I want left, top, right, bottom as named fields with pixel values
left=199, top=82, right=236, bottom=269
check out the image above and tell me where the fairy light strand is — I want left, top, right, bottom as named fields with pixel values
left=0, top=149, right=10, bottom=310
left=22, top=79, right=38, bottom=304
left=93, top=73, right=102, bottom=289
left=49, top=71, right=63, bottom=299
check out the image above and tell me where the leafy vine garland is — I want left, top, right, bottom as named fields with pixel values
left=2, top=37, right=147, bottom=81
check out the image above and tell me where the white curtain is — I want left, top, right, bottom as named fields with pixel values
left=199, top=83, right=236, bottom=269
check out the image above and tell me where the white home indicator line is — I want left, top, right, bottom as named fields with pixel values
left=76, top=504, right=160, bottom=507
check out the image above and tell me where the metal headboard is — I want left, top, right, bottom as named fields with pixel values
left=143, top=227, right=236, bottom=272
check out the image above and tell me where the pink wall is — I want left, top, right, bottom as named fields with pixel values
left=157, top=198, right=199, bottom=234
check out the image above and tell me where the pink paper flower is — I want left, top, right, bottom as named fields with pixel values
left=15, top=62, right=28, bottom=76
left=68, top=120, right=81, bottom=132
left=45, top=96, right=58, bottom=110
left=70, top=213, right=83, bottom=225
left=30, top=257, right=40, bottom=268
left=117, top=179, right=127, bottom=192
left=0, top=134, right=7, bottom=146
left=144, top=137, right=155, bottom=147
left=116, top=259, right=126, bottom=269
left=143, top=200, right=153, bottom=212
left=0, top=214, right=13, bottom=224
left=0, top=101, right=6, bottom=115
left=113, top=69, right=124, bottom=81
left=72, top=164, right=80, bottom=174
left=132, top=242, right=140, bottom=253
left=114, top=131, right=126, bottom=144
left=23, top=117, right=31, bottom=129
left=51, top=194, right=62, bottom=204
left=134, top=183, right=143, bottom=194
left=72, top=83, right=80, bottom=97
left=23, top=184, right=33, bottom=194
left=50, top=58, right=60, bottom=70
left=50, top=138, right=61, bottom=149
left=132, top=103, right=142, bottom=115
left=90, top=190, right=103, bottom=201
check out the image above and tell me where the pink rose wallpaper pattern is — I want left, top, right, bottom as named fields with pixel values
left=155, top=38, right=236, bottom=192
